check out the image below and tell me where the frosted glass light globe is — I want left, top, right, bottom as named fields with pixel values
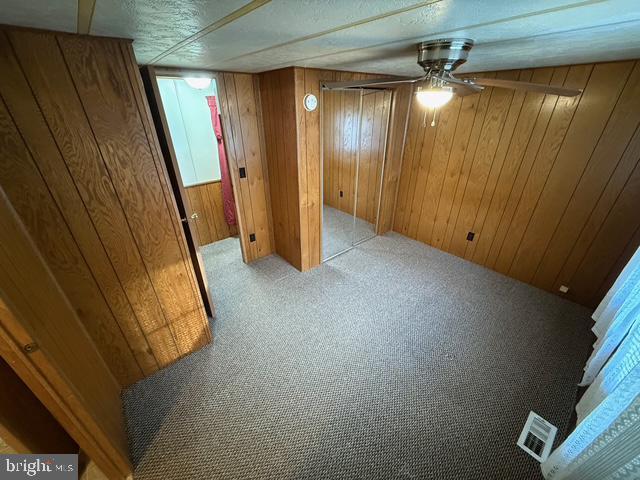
left=416, top=87, right=453, bottom=109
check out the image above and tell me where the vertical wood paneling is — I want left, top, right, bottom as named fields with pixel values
left=260, top=68, right=303, bottom=269
left=59, top=34, right=208, bottom=358
left=217, top=72, right=273, bottom=262
left=508, top=61, right=634, bottom=281
left=393, top=60, right=640, bottom=307
left=0, top=27, right=211, bottom=385
left=491, top=65, right=592, bottom=274
left=0, top=189, right=131, bottom=478
left=483, top=67, right=571, bottom=268
left=469, top=67, right=556, bottom=264
left=184, top=181, right=239, bottom=246
left=531, top=62, right=640, bottom=288
left=415, top=94, right=462, bottom=244
left=302, top=68, right=322, bottom=268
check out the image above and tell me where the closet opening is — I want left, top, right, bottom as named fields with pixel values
left=321, top=86, right=393, bottom=261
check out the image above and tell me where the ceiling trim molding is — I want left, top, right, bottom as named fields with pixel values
left=257, top=0, right=607, bottom=72
left=211, top=0, right=443, bottom=68
left=77, top=0, right=96, bottom=34
left=148, top=0, right=271, bottom=65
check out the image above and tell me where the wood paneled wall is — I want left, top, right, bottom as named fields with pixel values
left=258, top=67, right=410, bottom=269
left=295, top=68, right=323, bottom=270
left=394, top=60, right=640, bottom=307
left=259, top=68, right=305, bottom=269
left=0, top=28, right=211, bottom=386
left=322, top=88, right=392, bottom=224
left=185, top=181, right=238, bottom=245
left=0, top=189, right=130, bottom=478
left=217, top=72, right=274, bottom=262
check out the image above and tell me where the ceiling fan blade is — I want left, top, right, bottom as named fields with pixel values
left=322, top=76, right=423, bottom=90
left=471, top=77, right=582, bottom=97
left=432, top=74, right=483, bottom=96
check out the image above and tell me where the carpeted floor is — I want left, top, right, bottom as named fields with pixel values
left=123, top=233, right=594, bottom=480
left=323, top=205, right=375, bottom=260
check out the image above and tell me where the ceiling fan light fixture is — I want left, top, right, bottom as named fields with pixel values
left=415, top=86, right=453, bottom=109
left=184, top=76, right=212, bottom=89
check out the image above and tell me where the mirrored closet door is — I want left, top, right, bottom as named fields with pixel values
left=321, top=87, right=392, bottom=261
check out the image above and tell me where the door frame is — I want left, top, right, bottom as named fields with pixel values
left=0, top=188, right=131, bottom=479
left=319, top=85, right=393, bottom=262
left=140, top=66, right=232, bottom=318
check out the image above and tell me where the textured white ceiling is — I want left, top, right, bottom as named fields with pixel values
left=1, top=0, right=639, bottom=75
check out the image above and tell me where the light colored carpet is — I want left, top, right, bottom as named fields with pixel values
left=123, top=233, right=593, bottom=480
left=322, top=205, right=375, bottom=260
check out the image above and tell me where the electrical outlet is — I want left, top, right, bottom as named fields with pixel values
left=466, top=231, right=475, bottom=241
left=339, top=190, right=344, bottom=197
left=559, top=285, right=569, bottom=293
left=249, top=233, right=256, bottom=242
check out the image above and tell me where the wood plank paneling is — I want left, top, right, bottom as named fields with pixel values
left=300, top=68, right=322, bottom=268
left=259, top=68, right=303, bottom=269
left=393, top=60, right=640, bottom=307
left=185, top=181, right=237, bottom=245
left=0, top=188, right=131, bottom=478
left=217, top=72, right=273, bottom=263
left=259, top=67, right=406, bottom=268
left=0, top=27, right=210, bottom=385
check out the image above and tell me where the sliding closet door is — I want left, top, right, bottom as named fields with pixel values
left=352, top=89, right=392, bottom=245
left=322, top=89, right=362, bottom=260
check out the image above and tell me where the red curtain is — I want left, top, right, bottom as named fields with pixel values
left=206, top=95, right=236, bottom=226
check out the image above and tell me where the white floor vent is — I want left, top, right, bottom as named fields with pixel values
left=517, top=411, right=558, bottom=462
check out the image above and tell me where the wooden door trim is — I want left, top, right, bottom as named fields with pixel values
left=0, top=188, right=131, bottom=479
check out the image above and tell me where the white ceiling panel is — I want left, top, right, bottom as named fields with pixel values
left=186, top=0, right=612, bottom=72
left=91, top=0, right=249, bottom=64
left=277, top=0, right=640, bottom=76
left=0, top=0, right=639, bottom=74
left=328, top=19, right=640, bottom=76
left=0, top=0, right=77, bottom=33
left=157, top=0, right=425, bottom=68
left=462, top=20, right=640, bottom=73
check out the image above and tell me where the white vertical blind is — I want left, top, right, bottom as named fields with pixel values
left=541, top=246, right=640, bottom=479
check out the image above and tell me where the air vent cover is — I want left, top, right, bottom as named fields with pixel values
left=517, top=411, right=557, bottom=462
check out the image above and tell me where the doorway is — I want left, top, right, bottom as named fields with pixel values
left=321, top=87, right=393, bottom=261
left=140, top=67, right=246, bottom=317
left=155, top=75, right=239, bottom=248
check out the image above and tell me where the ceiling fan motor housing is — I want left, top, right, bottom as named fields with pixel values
left=418, top=38, right=474, bottom=72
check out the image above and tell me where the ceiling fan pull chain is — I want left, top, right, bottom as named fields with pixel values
left=431, top=108, right=438, bottom=127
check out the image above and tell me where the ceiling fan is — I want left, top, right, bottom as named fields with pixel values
left=323, top=38, right=582, bottom=112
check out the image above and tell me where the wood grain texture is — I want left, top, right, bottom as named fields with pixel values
left=0, top=27, right=210, bottom=385
left=259, top=68, right=303, bottom=269
left=0, top=189, right=131, bottom=478
left=260, top=67, right=403, bottom=269
left=217, top=72, right=273, bottom=262
left=393, top=60, right=640, bottom=307
left=0, top=356, right=78, bottom=454
left=185, top=181, right=238, bottom=245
